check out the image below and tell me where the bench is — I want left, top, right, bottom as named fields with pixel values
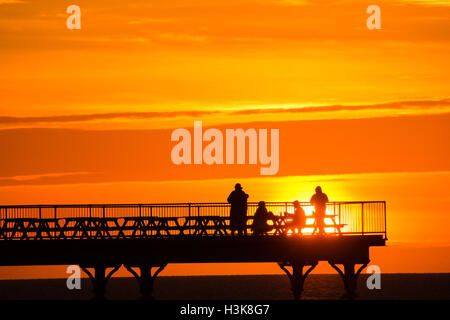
left=272, top=214, right=346, bottom=235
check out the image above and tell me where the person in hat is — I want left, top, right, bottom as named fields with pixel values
left=227, top=183, right=249, bottom=235
left=310, top=186, right=329, bottom=235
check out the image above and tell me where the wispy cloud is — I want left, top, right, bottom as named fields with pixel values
left=127, top=18, right=179, bottom=25
left=231, top=98, right=450, bottom=115
left=277, top=0, right=311, bottom=6
left=0, top=0, right=27, bottom=4
left=0, top=110, right=216, bottom=125
left=0, top=171, right=99, bottom=186
left=0, top=171, right=95, bottom=182
left=157, top=32, right=207, bottom=43
left=0, top=113, right=449, bottom=187
left=398, top=0, right=450, bottom=6
left=2, top=98, right=449, bottom=125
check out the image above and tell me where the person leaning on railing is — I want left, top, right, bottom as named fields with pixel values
left=227, top=183, right=249, bottom=236
left=310, top=186, right=329, bottom=235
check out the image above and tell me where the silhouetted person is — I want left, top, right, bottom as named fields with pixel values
left=310, top=186, right=329, bottom=235
left=251, top=201, right=275, bottom=236
left=227, top=183, right=249, bottom=236
left=284, top=200, right=306, bottom=235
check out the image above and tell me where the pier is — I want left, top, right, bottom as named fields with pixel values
left=0, top=201, right=386, bottom=299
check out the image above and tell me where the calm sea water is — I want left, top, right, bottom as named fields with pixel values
left=0, top=274, right=449, bottom=300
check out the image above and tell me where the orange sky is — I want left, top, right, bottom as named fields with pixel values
left=0, top=0, right=449, bottom=279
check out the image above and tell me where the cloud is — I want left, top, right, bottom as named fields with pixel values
left=231, top=98, right=450, bottom=115
left=1, top=98, right=449, bottom=125
left=127, top=18, right=179, bottom=24
left=0, top=110, right=217, bottom=125
left=157, top=32, right=207, bottom=43
left=0, top=112, right=449, bottom=187
left=0, top=0, right=27, bottom=4
left=277, top=0, right=310, bottom=6
left=0, top=171, right=95, bottom=181
left=0, top=171, right=101, bottom=187
left=399, top=0, right=450, bottom=6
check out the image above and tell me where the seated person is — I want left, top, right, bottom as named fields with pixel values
left=251, top=201, right=275, bottom=236
left=284, top=200, right=306, bottom=235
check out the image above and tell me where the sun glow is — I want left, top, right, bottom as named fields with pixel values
left=270, top=204, right=343, bottom=236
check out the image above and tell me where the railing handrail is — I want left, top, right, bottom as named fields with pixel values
left=0, top=201, right=387, bottom=239
left=0, top=201, right=386, bottom=209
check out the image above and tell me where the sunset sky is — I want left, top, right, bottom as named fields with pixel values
left=0, top=0, right=449, bottom=279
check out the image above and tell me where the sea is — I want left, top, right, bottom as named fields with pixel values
left=0, top=274, right=449, bottom=300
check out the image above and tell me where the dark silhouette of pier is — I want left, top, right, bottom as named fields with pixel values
left=0, top=201, right=386, bottom=300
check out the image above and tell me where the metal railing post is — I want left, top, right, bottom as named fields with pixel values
left=338, top=203, right=341, bottom=225
left=188, top=203, right=191, bottom=235
left=39, top=206, right=42, bottom=219
left=361, top=203, right=365, bottom=236
left=383, top=201, right=387, bottom=239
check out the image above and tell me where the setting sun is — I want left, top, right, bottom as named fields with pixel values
left=0, top=0, right=449, bottom=304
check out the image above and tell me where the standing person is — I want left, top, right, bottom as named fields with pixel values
left=227, top=183, right=249, bottom=236
left=251, top=201, right=275, bottom=236
left=284, top=200, right=306, bottom=235
left=310, top=186, right=329, bottom=235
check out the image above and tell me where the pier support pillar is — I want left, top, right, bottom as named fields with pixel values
left=124, top=263, right=167, bottom=300
left=80, top=264, right=121, bottom=300
left=278, top=261, right=318, bottom=300
left=329, top=261, right=369, bottom=299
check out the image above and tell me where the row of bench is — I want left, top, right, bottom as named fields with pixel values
left=0, top=216, right=346, bottom=240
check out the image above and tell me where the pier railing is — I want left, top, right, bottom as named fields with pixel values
left=0, top=201, right=386, bottom=240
